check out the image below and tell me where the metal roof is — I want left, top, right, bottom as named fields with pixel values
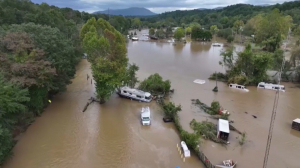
left=218, top=119, right=230, bottom=133
left=293, top=118, right=300, bottom=123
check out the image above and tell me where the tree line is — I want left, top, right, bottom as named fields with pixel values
left=0, top=0, right=136, bottom=164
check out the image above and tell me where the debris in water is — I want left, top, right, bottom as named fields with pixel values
left=252, top=115, right=257, bottom=118
left=245, top=112, right=248, bottom=114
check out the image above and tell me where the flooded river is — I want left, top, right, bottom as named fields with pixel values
left=3, top=30, right=300, bottom=168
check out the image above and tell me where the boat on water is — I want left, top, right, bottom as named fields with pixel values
left=229, top=83, right=249, bottom=92
left=132, top=37, right=139, bottom=41
left=257, top=82, right=285, bottom=92
left=212, top=42, right=222, bottom=47
left=215, top=160, right=237, bottom=168
left=180, top=141, right=191, bottom=157
left=117, top=86, right=152, bottom=102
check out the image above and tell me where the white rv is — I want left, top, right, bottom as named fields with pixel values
left=180, top=141, right=191, bottom=157
left=117, top=86, right=152, bottom=103
left=257, top=82, right=285, bottom=92
left=141, top=107, right=151, bottom=126
left=229, top=84, right=249, bottom=92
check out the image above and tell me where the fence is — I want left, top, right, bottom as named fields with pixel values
left=197, top=150, right=215, bottom=168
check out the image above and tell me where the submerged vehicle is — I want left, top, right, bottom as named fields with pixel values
left=117, top=86, right=152, bottom=103
left=141, top=107, right=151, bottom=126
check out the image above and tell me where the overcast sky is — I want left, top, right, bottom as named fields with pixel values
left=31, top=0, right=290, bottom=14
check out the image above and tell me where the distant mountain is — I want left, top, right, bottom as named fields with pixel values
left=93, top=7, right=157, bottom=16
left=256, top=4, right=271, bottom=7
left=197, top=7, right=224, bottom=10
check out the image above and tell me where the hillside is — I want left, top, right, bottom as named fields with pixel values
left=94, top=7, right=157, bottom=16
left=142, top=1, right=300, bottom=29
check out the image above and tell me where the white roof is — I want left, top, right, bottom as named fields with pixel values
left=258, top=82, right=284, bottom=87
left=218, top=119, right=230, bottom=133
left=141, top=107, right=150, bottom=117
left=229, top=83, right=246, bottom=87
left=181, top=141, right=189, bottom=151
left=293, top=118, right=300, bottom=123
left=121, top=86, right=151, bottom=96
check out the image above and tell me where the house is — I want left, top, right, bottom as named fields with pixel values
left=217, top=119, right=230, bottom=141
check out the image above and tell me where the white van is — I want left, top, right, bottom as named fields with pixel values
left=141, top=107, right=151, bottom=126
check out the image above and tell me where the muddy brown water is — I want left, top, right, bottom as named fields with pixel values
left=3, top=30, right=300, bottom=168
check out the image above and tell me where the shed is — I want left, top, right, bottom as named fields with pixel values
left=292, top=118, right=300, bottom=131
left=217, top=119, right=230, bottom=141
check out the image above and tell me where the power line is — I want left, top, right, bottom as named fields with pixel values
left=262, top=30, right=289, bottom=168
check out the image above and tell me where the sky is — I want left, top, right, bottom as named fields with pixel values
left=31, top=0, right=291, bottom=14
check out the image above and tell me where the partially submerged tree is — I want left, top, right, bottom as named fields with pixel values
left=123, top=63, right=139, bottom=88
left=138, top=73, right=171, bottom=95
left=81, top=18, right=128, bottom=103
left=174, top=27, right=185, bottom=41
left=161, top=102, right=181, bottom=119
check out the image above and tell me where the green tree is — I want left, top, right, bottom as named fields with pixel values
left=185, top=27, right=192, bottom=35
left=139, top=73, right=171, bottom=95
left=132, top=18, right=141, bottom=29
left=174, top=27, right=185, bottom=40
left=210, top=25, right=219, bottom=41
left=0, top=74, right=30, bottom=129
left=162, top=102, right=181, bottom=119
left=149, top=28, right=155, bottom=36
left=255, top=9, right=292, bottom=52
left=81, top=18, right=128, bottom=103
left=124, top=63, right=139, bottom=88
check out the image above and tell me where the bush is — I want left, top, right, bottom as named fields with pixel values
left=227, top=35, right=234, bottom=43
left=239, top=132, right=247, bottom=145
left=227, top=74, right=249, bottom=85
left=0, top=125, right=14, bottom=164
left=139, top=73, right=171, bottom=95
left=180, top=130, right=200, bottom=150
left=210, top=101, right=220, bottom=115
left=162, top=102, right=181, bottom=119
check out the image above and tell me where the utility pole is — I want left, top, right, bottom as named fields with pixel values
left=262, top=30, right=289, bottom=168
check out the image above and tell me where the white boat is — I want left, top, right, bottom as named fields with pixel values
left=229, top=84, right=249, bottom=92
left=257, top=82, right=285, bottom=92
left=117, top=86, right=152, bottom=102
left=193, top=79, right=206, bottom=84
left=132, top=37, right=139, bottom=41
left=212, top=43, right=222, bottom=47
left=180, top=141, right=191, bottom=157
left=215, top=160, right=237, bottom=168
left=141, top=107, right=151, bottom=126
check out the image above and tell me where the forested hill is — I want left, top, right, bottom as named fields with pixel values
left=141, top=1, right=300, bottom=29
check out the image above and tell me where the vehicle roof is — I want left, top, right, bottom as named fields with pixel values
left=141, top=107, right=150, bottom=116
left=293, top=118, right=300, bottom=123
left=121, top=86, right=151, bottom=96
left=218, top=119, right=230, bottom=133
left=258, top=82, right=285, bottom=87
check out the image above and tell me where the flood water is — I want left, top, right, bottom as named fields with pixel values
left=3, top=29, right=300, bottom=168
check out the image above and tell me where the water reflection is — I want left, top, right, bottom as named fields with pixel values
left=190, top=42, right=211, bottom=54
left=290, top=129, right=300, bottom=138
left=173, top=43, right=185, bottom=53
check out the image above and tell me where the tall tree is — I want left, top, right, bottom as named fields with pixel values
left=255, top=9, right=293, bottom=52
left=174, top=27, right=185, bottom=41
left=210, top=25, right=219, bottom=41
left=81, top=18, right=128, bottom=103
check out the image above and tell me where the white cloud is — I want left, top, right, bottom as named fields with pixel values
left=31, top=0, right=290, bottom=14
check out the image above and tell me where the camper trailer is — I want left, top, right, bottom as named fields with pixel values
left=217, top=119, right=230, bottom=141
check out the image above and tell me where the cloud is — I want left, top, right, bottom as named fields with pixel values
left=31, top=0, right=289, bottom=14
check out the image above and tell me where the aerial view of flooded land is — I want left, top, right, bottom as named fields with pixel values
left=1, top=1, right=300, bottom=168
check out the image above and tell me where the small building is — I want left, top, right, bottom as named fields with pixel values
left=292, top=118, right=300, bottom=131
left=217, top=119, right=230, bottom=141
left=82, top=53, right=87, bottom=59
